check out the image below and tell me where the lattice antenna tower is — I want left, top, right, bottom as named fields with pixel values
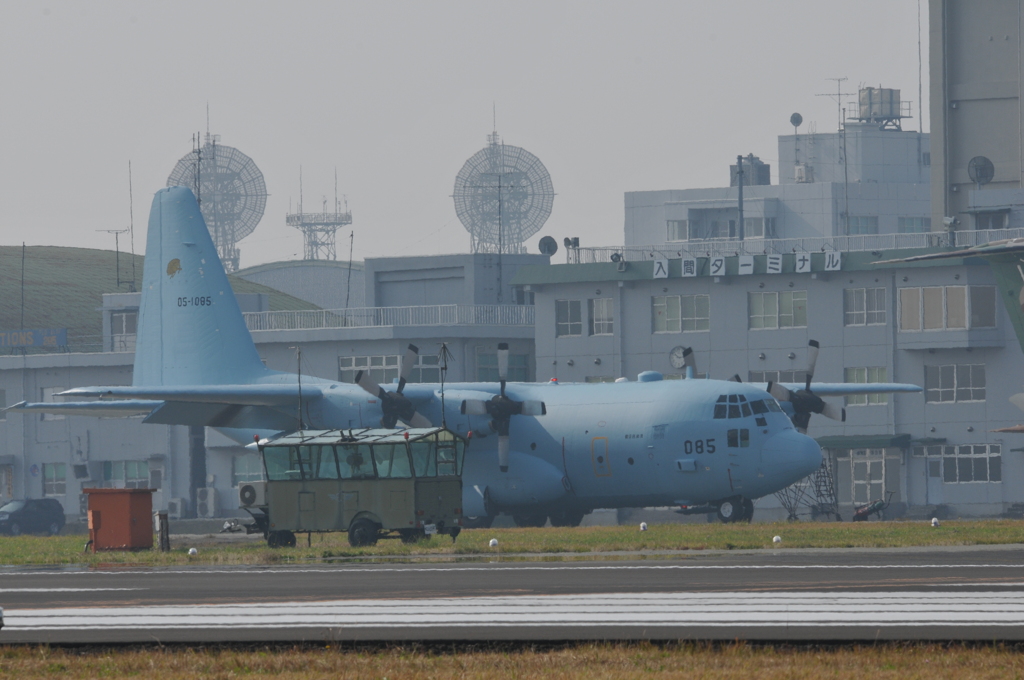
left=286, top=167, right=353, bottom=260
left=453, top=129, right=555, bottom=255
left=166, top=131, right=267, bottom=271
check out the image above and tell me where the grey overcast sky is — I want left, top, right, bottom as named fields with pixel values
left=0, top=1, right=928, bottom=268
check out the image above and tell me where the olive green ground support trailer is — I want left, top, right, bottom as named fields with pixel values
left=250, top=427, right=466, bottom=547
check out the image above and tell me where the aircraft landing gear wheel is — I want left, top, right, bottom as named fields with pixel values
left=267, top=530, right=296, bottom=548
left=717, top=498, right=741, bottom=523
left=512, top=513, right=547, bottom=528
left=741, top=498, right=754, bottom=523
left=348, top=519, right=379, bottom=547
left=549, top=510, right=586, bottom=527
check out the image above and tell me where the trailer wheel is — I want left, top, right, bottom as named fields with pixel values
left=348, top=519, right=379, bottom=547
left=267, top=530, right=296, bottom=548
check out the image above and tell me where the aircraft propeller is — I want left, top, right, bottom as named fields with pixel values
left=765, top=340, right=845, bottom=433
left=460, top=342, right=546, bottom=472
left=354, top=344, right=432, bottom=429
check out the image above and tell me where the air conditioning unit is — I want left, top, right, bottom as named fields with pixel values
left=238, top=481, right=267, bottom=508
left=167, top=497, right=187, bottom=520
left=196, top=487, right=217, bottom=518
left=794, top=163, right=814, bottom=183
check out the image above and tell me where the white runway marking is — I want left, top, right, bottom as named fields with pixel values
left=0, top=588, right=143, bottom=593
left=6, top=591, right=1024, bottom=630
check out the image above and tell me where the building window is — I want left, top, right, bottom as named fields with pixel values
left=653, top=295, right=710, bottom=333
left=667, top=220, right=688, bottom=242
left=844, top=367, right=889, bottom=406
left=409, top=354, right=440, bottom=383
left=749, top=291, right=807, bottom=330
left=925, top=364, right=985, bottom=403
left=847, top=216, right=879, bottom=235
left=975, top=211, right=1008, bottom=230
left=922, top=152, right=931, bottom=166
left=477, top=349, right=529, bottom=382
left=111, top=311, right=138, bottom=352
left=844, top=288, right=886, bottom=326
left=851, top=448, right=885, bottom=504
left=232, top=454, right=264, bottom=487
left=338, top=355, right=400, bottom=384
left=43, top=463, right=66, bottom=497
left=514, top=288, right=534, bottom=305
left=102, top=460, right=149, bottom=489
left=588, top=298, right=614, bottom=336
left=749, top=369, right=807, bottom=384
left=912, top=444, right=1002, bottom=484
left=899, top=286, right=995, bottom=331
left=40, top=387, right=65, bottom=421
left=897, top=217, right=931, bottom=233
left=555, top=300, right=582, bottom=337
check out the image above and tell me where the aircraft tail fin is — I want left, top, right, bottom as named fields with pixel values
left=133, top=186, right=269, bottom=386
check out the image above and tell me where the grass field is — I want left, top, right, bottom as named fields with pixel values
left=2, top=519, right=1024, bottom=567
left=2, top=642, right=1024, bottom=679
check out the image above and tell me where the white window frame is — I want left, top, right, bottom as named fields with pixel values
left=851, top=448, right=885, bottom=504
left=555, top=300, right=582, bottom=337
left=937, top=444, right=1001, bottom=484
left=749, top=290, right=807, bottom=330
left=899, top=285, right=995, bottom=331
left=925, top=363, right=985, bottom=403
left=847, top=216, right=879, bottom=235
left=666, top=220, right=688, bottom=242
left=338, top=355, right=400, bottom=385
left=844, top=367, right=889, bottom=406
left=588, top=298, right=614, bottom=336
left=844, top=287, right=886, bottom=326
left=42, top=462, right=66, bottom=497
left=749, top=369, right=806, bottom=383
left=897, top=216, right=931, bottom=233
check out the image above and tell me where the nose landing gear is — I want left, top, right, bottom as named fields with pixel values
left=716, top=496, right=754, bottom=523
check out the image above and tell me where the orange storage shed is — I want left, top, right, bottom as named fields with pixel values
left=83, top=488, right=154, bottom=552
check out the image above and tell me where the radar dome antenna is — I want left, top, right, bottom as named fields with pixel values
left=166, top=132, right=267, bottom=272
left=452, top=131, right=555, bottom=256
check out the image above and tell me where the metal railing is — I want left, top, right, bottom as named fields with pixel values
left=244, top=304, right=535, bottom=332
left=568, top=228, right=1024, bottom=264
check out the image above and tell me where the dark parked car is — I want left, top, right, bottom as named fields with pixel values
left=0, top=499, right=65, bottom=536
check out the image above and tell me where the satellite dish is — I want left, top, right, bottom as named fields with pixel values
left=167, top=135, right=267, bottom=271
left=453, top=132, right=555, bottom=254
left=790, top=112, right=803, bottom=128
left=967, top=156, right=995, bottom=187
left=538, top=235, right=558, bottom=256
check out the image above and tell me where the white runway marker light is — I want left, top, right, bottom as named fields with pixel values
left=640, top=522, right=648, bottom=531
left=188, top=548, right=198, bottom=556
left=931, top=518, right=940, bottom=527
left=773, top=536, right=782, bottom=544
left=489, top=539, right=498, bottom=548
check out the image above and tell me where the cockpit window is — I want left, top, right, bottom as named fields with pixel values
left=750, top=400, right=769, bottom=415
left=716, top=395, right=727, bottom=403
left=728, top=404, right=741, bottom=418
left=728, top=395, right=738, bottom=403
left=741, top=402, right=752, bottom=417
left=714, top=403, right=727, bottom=419
left=765, top=399, right=783, bottom=412
left=738, top=395, right=747, bottom=402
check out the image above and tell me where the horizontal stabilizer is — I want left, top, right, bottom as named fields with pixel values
left=5, top=400, right=162, bottom=418
left=59, top=384, right=324, bottom=407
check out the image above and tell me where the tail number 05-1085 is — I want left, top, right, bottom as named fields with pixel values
left=178, top=296, right=212, bottom=307
left=683, top=439, right=715, bottom=455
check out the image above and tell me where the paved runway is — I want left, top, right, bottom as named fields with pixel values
left=3, top=545, right=1024, bottom=643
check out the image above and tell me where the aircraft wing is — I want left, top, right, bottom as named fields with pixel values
left=762, top=382, right=923, bottom=397
left=875, top=238, right=1024, bottom=264
left=58, top=384, right=324, bottom=406
left=5, top=400, right=163, bottom=417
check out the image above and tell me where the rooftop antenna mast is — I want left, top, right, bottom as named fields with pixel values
left=127, top=161, right=137, bottom=292
left=97, top=228, right=130, bottom=289
left=287, top=167, right=353, bottom=260
left=816, top=78, right=855, bottom=234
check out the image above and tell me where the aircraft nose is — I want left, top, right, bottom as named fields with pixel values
left=763, top=429, right=822, bottom=483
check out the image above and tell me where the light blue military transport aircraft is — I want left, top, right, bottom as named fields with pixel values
left=11, top=187, right=922, bottom=525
